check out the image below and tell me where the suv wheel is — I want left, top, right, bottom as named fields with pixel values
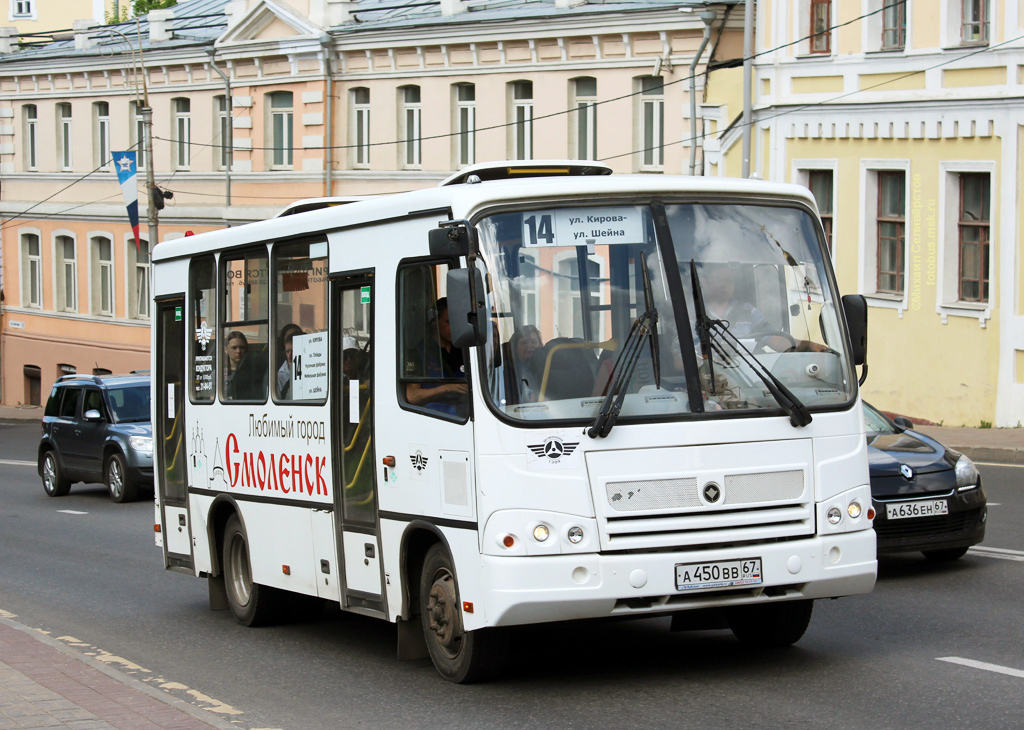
left=106, top=452, right=138, bottom=503
left=41, top=451, right=71, bottom=497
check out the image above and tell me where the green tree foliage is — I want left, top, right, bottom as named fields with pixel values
left=105, top=0, right=178, bottom=24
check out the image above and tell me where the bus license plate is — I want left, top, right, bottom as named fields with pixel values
left=886, top=499, right=949, bottom=520
left=675, top=558, right=762, bottom=592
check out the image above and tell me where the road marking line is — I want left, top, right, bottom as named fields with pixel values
left=937, top=657, right=1024, bottom=679
left=57, top=510, right=89, bottom=515
left=976, top=462, right=1024, bottom=468
left=0, top=458, right=35, bottom=467
left=968, top=546, right=1024, bottom=562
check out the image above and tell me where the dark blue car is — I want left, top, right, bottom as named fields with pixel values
left=865, top=402, right=987, bottom=561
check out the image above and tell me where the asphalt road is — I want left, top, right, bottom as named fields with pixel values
left=1, top=419, right=1022, bottom=730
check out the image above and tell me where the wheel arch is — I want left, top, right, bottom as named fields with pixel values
left=399, top=520, right=454, bottom=620
left=207, top=495, right=243, bottom=578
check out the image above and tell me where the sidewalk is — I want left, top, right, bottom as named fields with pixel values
left=0, top=615, right=233, bottom=730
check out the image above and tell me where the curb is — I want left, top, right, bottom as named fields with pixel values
left=953, top=445, right=1024, bottom=466
left=0, top=613, right=240, bottom=730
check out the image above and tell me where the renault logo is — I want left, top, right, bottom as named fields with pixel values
left=702, top=482, right=722, bottom=503
left=900, top=464, right=914, bottom=480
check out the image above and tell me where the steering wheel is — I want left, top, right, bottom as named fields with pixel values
left=752, top=330, right=798, bottom=354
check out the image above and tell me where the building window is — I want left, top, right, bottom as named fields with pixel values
left=455, top=83, right=475, bottom=167
left=400, top=85, right=422, bottom=169
left=881, top=1, right=906, bottom=50
left=12, top=0, right=33, bottom=18
left=131, top=101, right=146, bottom=169
left=92, top=236, right=115, bottom=316
left=876, top=171, right=906, bottom=295
left=958, top=173, right=990, bottom=302
left=352, top=87, right=370, bottom=168
left=21, top=233, right=42, bottom=308
left=56, top=235, right=77, bottom=313
left=58, top=103, right=72, bottom=170
left=130, top=239, right=150, bottom=319
left=638, top=77, right=664, bottom=172
left=572, top=77, right=597, bottom=160
left=94, top=102, right=110, bottom=170
left=511, top=81, right=533, bottom=159
left=808, top=170, right=834, bottom=250
left=215, top=95, right=229, bottom=170
left=810, top=0, right=832, bottom=53
left=173, top=97, right=191, bottom=170
left=23, top=104, right=37, bottom=171
left=962, top=0, right=989, bottom=44
left=268, top=91, right=293, bottom=169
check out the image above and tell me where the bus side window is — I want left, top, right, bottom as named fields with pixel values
left=221, top=248, right=270, bottom=403
left=272, top=238, right=329, bottom=404
left=189, top=255, right=217, bottom=403
left=396, top=261, right=469, bottom=420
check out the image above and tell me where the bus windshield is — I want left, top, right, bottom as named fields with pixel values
left=476, top=201, right=855, bottom=424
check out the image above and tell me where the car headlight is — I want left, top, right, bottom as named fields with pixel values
left=130, top=435, right=153, bottom=453
left=954, top=454, right=979, bottom=490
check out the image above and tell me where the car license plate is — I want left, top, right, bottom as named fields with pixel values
left=675, top=558, right=762, bottom=592
left=885, top=499, right=949, bottom=520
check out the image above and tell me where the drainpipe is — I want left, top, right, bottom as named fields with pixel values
left=689, top=10, right=717, bottom=176
left=321, top=35, right=334, bottom=197
left=741, top=0, right=753, bottom=178
left=208, top=49, right=232, bottom=207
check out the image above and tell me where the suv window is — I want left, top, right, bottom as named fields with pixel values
left=58, top=388, right=81, bottom=419
left=107, top=385, right=150, bottom=423
left=83, top=388, right=104, bottom=418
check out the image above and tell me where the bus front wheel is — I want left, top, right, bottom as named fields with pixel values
left=419, top=544, right=506, bottom=683
left=726, top=599, right=813, bottom=648
left=222, top=515, right=285, bottom=626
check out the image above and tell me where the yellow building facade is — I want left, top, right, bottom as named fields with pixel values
left=708, top=0, right=1024, bottom=427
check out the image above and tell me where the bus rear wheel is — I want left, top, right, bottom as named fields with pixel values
left=419, top=544, right=506, bottom=683
left=222, top=515, right=285, bottom=626
left=726, top=599, right=813, bottom=648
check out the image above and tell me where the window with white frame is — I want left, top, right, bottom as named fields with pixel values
left=215, top=95, right=229, bottom=170
left=807, top=170, right=834, bottom=250
left=21, top=232, right=42, bottom=308
left=23, top=104, right=37, bottom=171
left=957, top=173, right=990, bottom=302
left=128, top=238, right=150, bottom=319
left=92, top=236, right=115, bottom=316
left=962, top=0, right=989, bottom=44
left=57, top=103, right=72, bottom=170
left=173, top=97, right=191, bottom=170
left=511, top=81, right=533, bottom=159
left=400, top=85, right=422, bottom=169
left=268, top=91, right=293, bottom=169
left=876, top=171, right=906, bottom=295
left=637, top=77, right=664, bottom=172
left=351, top=87, right=370, bottom=168
left=131, top=101, right=146, bottom=169
left=455, top=83, right=476, bottom=167
left=94, top=102, right=110, bottom=171
left=571, top=77, right=598, bottom=160
left=55, top=235, right=77, bottom=313
left=12, top=1, right=34, bottom=18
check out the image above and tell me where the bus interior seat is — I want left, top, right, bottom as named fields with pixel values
left=537, top=338, right=597, bottom=400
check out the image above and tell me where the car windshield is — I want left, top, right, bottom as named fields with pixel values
left=863, top=403, right=896, bottom=435
left=475, top=200, right=856, bottom=424
left=106, top=385, right=150, bottom=423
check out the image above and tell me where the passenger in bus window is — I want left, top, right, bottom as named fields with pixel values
left=224, top=331, right=248, bottom=394
left=509, top=325, right=543, bottom=402
left=405, top=297, right=468, bottom=415
left=276, top=324, right=304, bottom=400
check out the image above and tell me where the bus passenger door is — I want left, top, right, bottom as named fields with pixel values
left=332, top=274, right=384, bottom=615
left=155, top=296, right=193, bottom=571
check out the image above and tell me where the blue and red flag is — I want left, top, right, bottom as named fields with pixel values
left=113, top=151, right=140, bottom=251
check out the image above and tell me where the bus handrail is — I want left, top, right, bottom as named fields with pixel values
left=538, top=338, right=618, bottom=401
left=343, top=394, right=371, bottom=453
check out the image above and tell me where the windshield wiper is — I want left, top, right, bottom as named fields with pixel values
left=690, top=262, right=812, bottom=428
left=588, top=256, right=659, bottom=438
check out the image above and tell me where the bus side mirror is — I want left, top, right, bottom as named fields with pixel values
left=842, top=294, right=868, bottom=366
left=429, top=225, right=470, bottom=257
left=447, top=268, right=488, bottom=348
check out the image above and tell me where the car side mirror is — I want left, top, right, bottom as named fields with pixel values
left=83, top=409, right=102, bottom=422
left=892, top=416, right=913, bottom=432
left=447, top=267, right=488, bottom=349
left=429, top=222, right=470, bottom=257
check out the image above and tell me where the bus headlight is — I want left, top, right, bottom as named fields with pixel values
left=827, top=507, right=842, bottom=525
left=847, top=501, right=862, bottom=519
left=567, top=526, right=584, bottom=544
left=532, top=524, right=550, bottom=542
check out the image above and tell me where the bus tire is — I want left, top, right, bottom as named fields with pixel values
left=106, top=452, right=138, bottom=503
left=726, top=599, right=813, bottom=649
left=41, top=451, right=71, bottom=497
left=419, top=544, right=506, bottom=683
left=222, top=515, right=285, bottom=627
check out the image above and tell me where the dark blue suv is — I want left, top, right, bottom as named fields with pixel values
left=38, top=374, right=153, bottom=503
